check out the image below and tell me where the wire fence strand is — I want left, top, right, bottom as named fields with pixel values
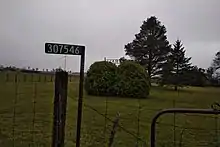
left=1, top=72, right=220, bottom=147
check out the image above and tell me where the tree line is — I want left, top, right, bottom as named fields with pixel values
left=123, top=16, right=220, bottom=89
left=0, top=65, right=73, bottom=74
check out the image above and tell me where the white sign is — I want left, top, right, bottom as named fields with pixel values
left=104, top=58, right=120, bottom=65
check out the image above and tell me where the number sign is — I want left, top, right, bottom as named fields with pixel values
left=45, top=43, right=85, bottom=55
left=45, top=42, right=85, bottom=147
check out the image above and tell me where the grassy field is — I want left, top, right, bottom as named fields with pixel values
left=0, top=71, right=220, bottom=147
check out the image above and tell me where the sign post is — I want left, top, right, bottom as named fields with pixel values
left=45, top=42, right=85, bottom=147
left=76, top=50, right=85, bottom=147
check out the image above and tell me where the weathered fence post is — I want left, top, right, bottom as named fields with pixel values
left=69, top=76, right=72, bottom=82
left=6, top=73, right=9, bottom=82
left=108, top=113, right=120, bottom=147
left=44, top=75, right=47, bottom=82
left=24, top=74, right=27, bottom=82
left=31, top=74, right=34, bottom=82
left=173, top=100, right=176, bottom=147
left=38, top=74, right=41, bottom=82
left=52, top=71, right=68, bottom=147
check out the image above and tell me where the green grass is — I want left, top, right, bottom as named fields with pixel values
left=0, top=71, right=220, bottom=147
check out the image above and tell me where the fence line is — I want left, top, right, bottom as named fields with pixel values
left=215, top=114, right=219, bottom=144
left=31, top=82, right=37, bottom=145
left=12, top=74, right=18, bottom=147
left=1, top=72, right=220, bottom=146
left=69, top=97, right=220, bottom=147
left=104, top=96, right=108, bottom=144
left=68, top=95, right=220, bottom=147
left=2, top=72, right=77, bottom=83
left=173, top=100, right=176, bottom=147
left=69, top=96, right=146, bottom=143
left=0, top=72, right=55, bottom=146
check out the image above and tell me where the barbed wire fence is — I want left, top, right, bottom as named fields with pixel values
left=0, top=71, right=220, bottom=147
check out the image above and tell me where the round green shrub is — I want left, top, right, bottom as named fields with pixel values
left=85, top=60, right=150, bottom=98
left=118, top=61, right=150, bottom=98
left=85, top=61, right=119, bottom=96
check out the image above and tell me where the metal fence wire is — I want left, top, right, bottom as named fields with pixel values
left=0, top=71, right=220, bottom=147
left=0, top=72, right=56, bottom=146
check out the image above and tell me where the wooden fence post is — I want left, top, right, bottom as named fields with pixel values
left=52, top=71, right=68, bottom=147
left=6, top=73, right=9, bottom=82
left=38, top=75, right=41, bottom=82
left=24, top=74, right=27, bottom=82
left=44, top=75, right=47, bottom=82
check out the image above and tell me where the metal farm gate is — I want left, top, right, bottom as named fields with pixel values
left=150, top=105, right=220, bottom=147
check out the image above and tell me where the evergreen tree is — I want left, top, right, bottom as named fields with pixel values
left=207, top=52, right=220, bottom=86
left=162, top=39, right=191, bottom=90
left=212, top=51, right=220, bottom=71
left=206, top=67, right=214, bottom=81
left=184, top=66, right=207, bottom=87
left=160, top=58, right=173, bottom=86
left=125, top=16, right=170, bottom=81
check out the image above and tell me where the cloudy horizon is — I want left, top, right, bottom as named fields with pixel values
left=1, top=0, right=220, bottom=72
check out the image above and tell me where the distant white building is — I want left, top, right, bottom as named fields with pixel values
left=104, top=57, right=120, bottom=66
left=0, top=65, right=3, bottom=71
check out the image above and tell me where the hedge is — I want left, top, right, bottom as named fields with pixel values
left=85, top=61, right=150, bottom=98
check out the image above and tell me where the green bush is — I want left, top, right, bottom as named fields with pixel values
left=85, top=61, right=150, bottom=98
left=85, top=61, right=119, bottom=96
left=118, top=61, right=150, bottom=98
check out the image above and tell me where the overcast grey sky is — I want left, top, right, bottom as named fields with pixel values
left=0, top=0, right=220, bottom=71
